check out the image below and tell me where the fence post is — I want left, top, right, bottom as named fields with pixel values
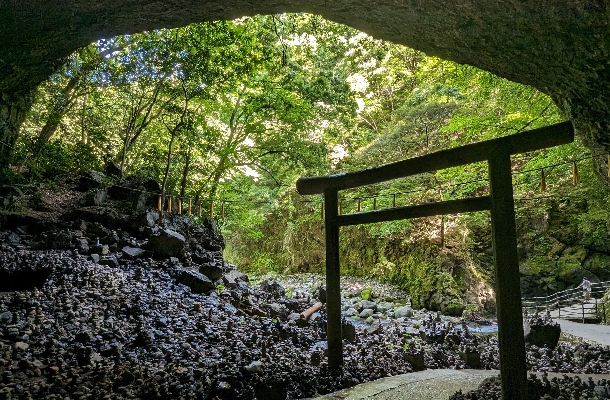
left=198, top=202, right=202, bottom=217
left=373, top=198, right=377, bottom=210
left=209, top=201, right=214, bottom=218
left=178, top=198, right=182, bottom=215
left=167, top=196, right=172, bottom=213
left=357, top=199, right=361, bottom=212
left=339, top=199, right=343, bottom=216
left=582, top=302, right=585, bottom=324
left=393, top=194, right=396, bottom=208
left=157, top=195, right=162, bottom=211
left=188, top=199, right=192, bottom=215
left=222, top=202, right=225, bottom=219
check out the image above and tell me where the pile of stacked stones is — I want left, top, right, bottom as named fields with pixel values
left=1, top=173, right=610, bottom=398
left=450, top=374, right=610, bottom=399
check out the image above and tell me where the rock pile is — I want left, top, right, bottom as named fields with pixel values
left=450, top=374, right=610, bottom=400
left=1, top=175, right=610, bottom=399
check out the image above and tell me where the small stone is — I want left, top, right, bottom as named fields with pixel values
left=96, top=244, right=110, bottom=256
left=14, top=342, right=29, bottom=351
left=359, top=309, right=374, bottom=318
left=7, top=232, right=21, bottom=244
left=361, top=300, right=377, bottom=310
left=99, top=255, right=119, bottom=267
left=0, top=311, right=12, bottom=324
left=121, top=246, right=145, bottom=259
left=344, top=308, right=358, bottom=317
left=245, top=360, right=264, bottom=373
left=367, top=320, right=382, bottom=334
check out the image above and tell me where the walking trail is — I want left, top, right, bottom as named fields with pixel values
left=314, top=319, right=610, bottom=400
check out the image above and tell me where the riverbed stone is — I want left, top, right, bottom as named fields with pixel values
left=395, top=305, right=414, bottom=318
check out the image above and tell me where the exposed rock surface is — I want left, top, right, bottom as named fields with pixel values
left=1, top=176, right=610, bottom=399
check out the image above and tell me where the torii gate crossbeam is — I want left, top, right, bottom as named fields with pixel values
left=296, top=121, right=574, bottom=400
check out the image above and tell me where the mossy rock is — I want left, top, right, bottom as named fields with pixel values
left=360, top=288, right=372, bottom=300
left=583, top=253, right=610, bottom=277
left=556, top=246, right=587, bottom=278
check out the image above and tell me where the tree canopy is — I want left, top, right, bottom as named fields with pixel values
left=7, top=14, right=609, bottom=308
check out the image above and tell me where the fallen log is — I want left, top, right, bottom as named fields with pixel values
left=300, top=302, right=322, bottom=320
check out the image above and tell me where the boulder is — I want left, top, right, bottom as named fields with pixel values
left=395, top=305, right=414, bottom=318
left=85, top=189, right=108, bottom=206
left=76, top=238, right=89, bottom=253
left=366, top=319, right=382, bottom=334
left=147, top=228, right=185, bottom=258
left=99, top=255, right=119, bottom=267
left=0, top=311, right=12, bottom=325
left=266, top=303, right=286, bottom=318
left=192, top=250, right=212, bottom=264
left=403, top=352, right=425, bottom=371
left=94, top=244, right=110, bottom=256
left=198, top=262, right=223, bottom=280
left=459, top=351, right=482, bottom=368
left=361, top=300, right=377, bottom=310
left=174, top=269, right=214, bottom=294
left=259, top=280, right=285, bottom=299
left=221, top=269, right=249, bottom=288
left=524, top=320, right=561, bottom=349
left=122, top=246, right=145, bottom=259
left=342, top=321, right=356, bottom=343
left=78, top=170, right=106, bottom=191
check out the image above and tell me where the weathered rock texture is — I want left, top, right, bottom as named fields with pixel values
left=1, top=1, right=610, bottom=172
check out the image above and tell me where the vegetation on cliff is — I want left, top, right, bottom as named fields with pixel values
left=2, top=14, right=609, bottom=313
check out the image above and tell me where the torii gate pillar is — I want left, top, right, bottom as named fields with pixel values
left=488, top=150, right=527, bottom=399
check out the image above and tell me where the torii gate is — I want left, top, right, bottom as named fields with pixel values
left=296, top=121, right=574, bottom=400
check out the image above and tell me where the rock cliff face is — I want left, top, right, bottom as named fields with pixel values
left=1, top=1, right=610, bottom=172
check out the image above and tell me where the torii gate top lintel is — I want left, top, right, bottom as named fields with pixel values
left=295, top=121, right=574, bottom=400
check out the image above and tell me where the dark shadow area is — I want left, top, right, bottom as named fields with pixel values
left=0, top=269, right=52, bottom=291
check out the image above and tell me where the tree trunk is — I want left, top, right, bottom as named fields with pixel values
left=0, top=92, right=34, bottom=172
left=33, top=76, right=79, bottom=153
left=179, top=149, right=191, bottom=198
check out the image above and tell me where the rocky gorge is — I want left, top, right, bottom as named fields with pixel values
left=2, top=173, right=610, bottom=399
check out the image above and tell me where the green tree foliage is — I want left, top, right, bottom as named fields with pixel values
left=11, top=13, right=610, bottom=308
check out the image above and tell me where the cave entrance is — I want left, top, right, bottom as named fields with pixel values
left=297, top=121, right=574, bottom=400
